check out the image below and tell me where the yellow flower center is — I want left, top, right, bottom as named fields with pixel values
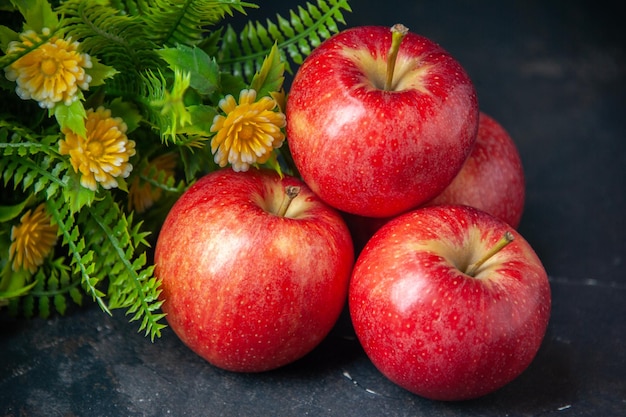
left=87, top=140, right=105, bottom=158
left=239, top=124, right=255, bottom=141
left=40, top=58, right=58, bottom=76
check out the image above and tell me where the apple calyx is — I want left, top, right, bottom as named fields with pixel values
left=385, top=23, right=409, bottom=91
left=275, top=185, right=301, bottom=217
left=465, top=231, right=515, bottom=277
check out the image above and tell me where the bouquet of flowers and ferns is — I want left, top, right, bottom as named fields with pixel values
left=0, top=0, right=351, bottom=340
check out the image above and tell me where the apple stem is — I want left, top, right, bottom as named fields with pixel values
left=275, top=185, right=301, bottom=217
left=466, top=231, right=515, bottom=277
left=385, top=24, right=409, bottom=91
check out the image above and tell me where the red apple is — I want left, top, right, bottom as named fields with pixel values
left=426, top=112, right=526, bottom=227
left=154, top=168, right=354, bottom=372
left=349, top=205, right=551, bottom=401
left=286, top=24, right=479, bottom=218
left=344, top=112, right=526, bottom=252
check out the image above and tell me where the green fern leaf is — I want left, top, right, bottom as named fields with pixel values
left=0, top=122, right=69, bottom=201
left=38, top=293, right=50, bottom=318
left=57, top=0, right=163, bottom=96
left=53, top=293, right=67, bottom=315
left=69, top=286, right=83, bottom=305
left=136, top=0, right=258, bottom=48
left=76, top=193, right=166, bottom=341
left=108, top=0, right=141, bottom=15
left=46, top=196, right=110, bottom=314
left=9, top=257, right=85, bottom=318
left=217, top=0, right=351, bottom=82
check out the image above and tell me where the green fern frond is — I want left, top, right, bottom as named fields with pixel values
left=46, top=195, right=109, bottom=313
left=137, top=68, right=173, bottom=138
left=136, top=157, right=186, bottom=195
left=0, top=122, right=67, bottom=200
left=0, top=121, right=96, bottom=211
left=8, top=258, right=82, bottom=319
left=78, top=194, right=166, bottom=341
left=57, top=0, right=163, bottom=95
left=46, top=191, right=167, bottom=340
left=107, top=0, right=141, bottom=16
left=217, top=0, right=351, bottom=82
left=136, top=0, right=258, bottom=47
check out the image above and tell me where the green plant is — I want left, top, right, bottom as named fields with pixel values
left=0, top=0, right=351, bottom=340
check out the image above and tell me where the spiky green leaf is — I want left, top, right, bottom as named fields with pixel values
left=218, top=0, right=351, bottom=82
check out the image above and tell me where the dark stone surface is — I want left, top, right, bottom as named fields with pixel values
left=2, top=1, right=625, bottom=416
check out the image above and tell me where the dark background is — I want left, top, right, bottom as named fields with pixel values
left=2, top=1, right=625, bottom=416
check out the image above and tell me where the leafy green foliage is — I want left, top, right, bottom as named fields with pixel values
left=0, top=122, right=67, bottom=203
left=45, top=191, right=167, bottom=341
left=0, top=120, right=168, bottom=339
left=137, top=0, right=259, bottom=47
left=250, top=43, right=285, bottom=99
left=79, top=194, right=165, bottom=340
left=9, top=0, right=58, bottom=32
left=158, top=44, right=220, bottom=95
left=57, top=0, right=164, bottom=95
left=52, top=99, right=87, bottom=137
left=217, top=0, right=351, bottom=81
left=0, top=0, right=351, bottom=338
left=6, top=257, right=82, bottom=319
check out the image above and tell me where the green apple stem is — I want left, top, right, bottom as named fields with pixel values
left=466, top=231, right=515, bottom=277
left=385, top=23, right=409, bottom=91
left=275, top=185, right=301, bottom=217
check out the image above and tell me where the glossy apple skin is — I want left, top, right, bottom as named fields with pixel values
left=154, top=169, right=354, bottom=372
left=426, top=112, right=526, bottom=227
left=286, top=25, right=478, bottom=218
left=349, top=205, right=551, bottom=401
left=344, top=112, right=526, bottom=251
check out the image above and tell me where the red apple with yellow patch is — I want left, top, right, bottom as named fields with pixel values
left=286, top=24, right=478, bottom=218
left=349, top=205, right=551, bottom=401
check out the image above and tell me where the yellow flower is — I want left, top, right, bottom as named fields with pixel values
left=4, top=28, right=93, bottom=109
left=128, top=153, right=178, bottom=213
left=59, top=106, right=136, bottom=191
left=210, top=89, right=286, bottom=172
left=9, top=204, right=58, bottom=274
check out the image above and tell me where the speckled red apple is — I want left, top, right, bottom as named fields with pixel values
left=343, top=112, right=526, bottom=253
left=427, top=112, right=525, bottom=227
left=154, top=169, right=354, bottom=372
left=286, top=25, right=478, bottom=218
left=349, top=205, right=551, bottom=401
